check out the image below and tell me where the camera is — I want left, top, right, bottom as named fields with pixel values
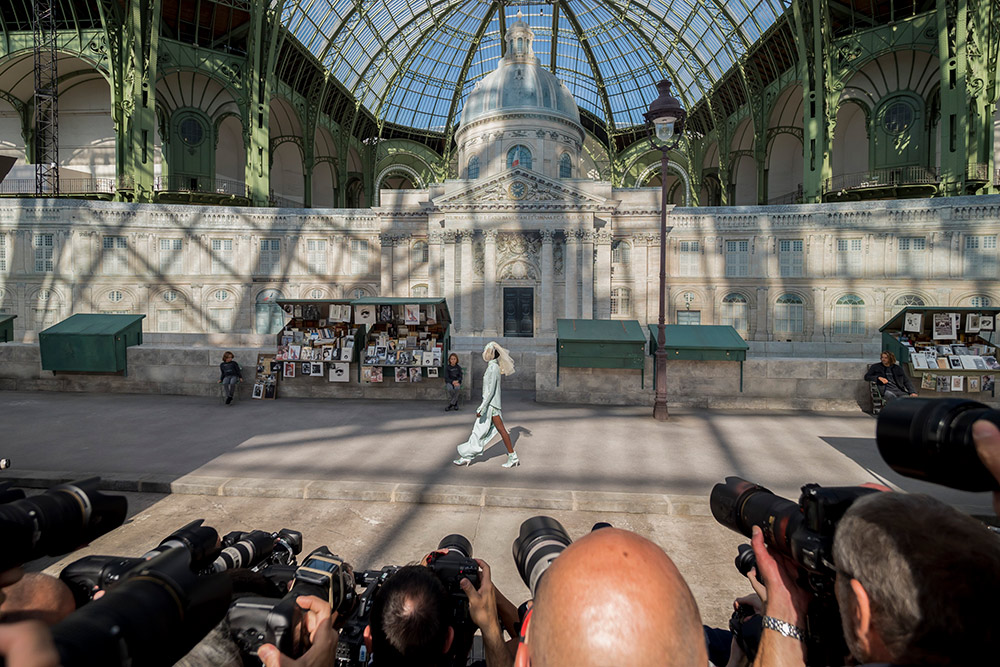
left=0, top=457, right=11, bottom=470
left=711, top=478, right=878, bottom=664
left=512, top=516, right=573, bottom=596
left=212, top=527, right=303, bottom=573
left=51, top=546, right=233, bottom=667
left=228, top=546, right=356, bottom=658
left=0, top=477, right=127, bottom=571
left=425, top=533, right=480, bottom=593
left=60, top=519, right=222, bottom=605
left=877, top=397, right=1000, bottom=492
left=729, top=603, right=762, bottom=661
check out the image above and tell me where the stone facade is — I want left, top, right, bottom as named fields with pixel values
left=1, top=195, right=999, bottom=347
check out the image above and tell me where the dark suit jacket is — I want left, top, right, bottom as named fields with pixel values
left=864, top=362, right=915, bottom=395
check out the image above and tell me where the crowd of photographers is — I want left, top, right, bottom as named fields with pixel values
left=1, top=397, right=1000, bottom=666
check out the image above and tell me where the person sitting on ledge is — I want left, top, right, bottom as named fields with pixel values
left=444, top=353, right=463, bottom=412
left=864, top=351, right=917, bottom=403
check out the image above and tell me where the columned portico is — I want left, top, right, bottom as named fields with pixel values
left=563, top=230, right=579, bottom=319
left=459, top=230, right=474, bottom=334
left=540, top=229, right=555, bottom=333
left=483, top=229, right=498, bottom=336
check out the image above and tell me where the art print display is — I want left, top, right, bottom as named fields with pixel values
left=355, top=306, right=376, bottom=326
left=951, top=375, right=965, bottom=392
left=947, top=355, right=963, bottom=369
left=959, top=356, right=980, bottom=370
left=920, top=373, right=936, bottom=390
left=968, top=376, right=981, bottom=392
left=404, top=304, right=420, bottom=325
left=284, top=362, right=296, bottom=378
left=966, top=314, right=981, bottom=333
left=370, top=366, right=383, bottom=382
left=427, top=367, right=439, bottom=378
left=264, top=383, right=276, bottom=398
left=288, top=345, right=301, bottom=360
left=395, top=367, right=409, bottom=382
left=311, top=362, right=323, bottom=376
left=903, top=312, right=923, bottom=333
left=932, top=313, right=957, bottom=339
left=378, top=305, right=394, bottom=323
left=984, top=356, right=1000, bottom=370
left=910, top=353, right=929, bottom=370
left=409, top=367, right=423, bottom=382
left=935, top=345, right=953, bottom=356
left=983, top=375, right=996, bottom=393
left=328, top=362, right=350, bottom=382
left=981, top=315, right=996, bottom=332
left=936, top=376, right=951, bottom=392
left=252, top=384, right=264, bottom=399
left=301, top=362, right=312, bottom=375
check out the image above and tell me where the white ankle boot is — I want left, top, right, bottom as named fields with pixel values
left=501, top=452, right=520, bottom=468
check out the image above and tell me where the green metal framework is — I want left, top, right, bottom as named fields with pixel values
left=0, top=0, right=996, bottom=206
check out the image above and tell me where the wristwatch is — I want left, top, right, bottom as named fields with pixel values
left=762, top=616, right=806, bottom=641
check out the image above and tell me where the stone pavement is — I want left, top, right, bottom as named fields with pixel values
left=0, top=389, right=993, bottom=514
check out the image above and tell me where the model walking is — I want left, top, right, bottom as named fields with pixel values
left=453, top=342, right=519, bottom=468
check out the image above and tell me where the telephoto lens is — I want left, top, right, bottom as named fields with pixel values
left=0, top=477, right=127, bottom=571
left=876, top=398, right=1000, bottom=492
left=437, top=533, right=474, bottom=557
left=512, top=516, right=572, bottom=597
left=709, top=476, right=802, bottom=555
left=211, top=530, right=276, bottom=573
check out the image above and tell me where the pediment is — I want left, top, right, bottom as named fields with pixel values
left=432, top=168, right=614, bottom=212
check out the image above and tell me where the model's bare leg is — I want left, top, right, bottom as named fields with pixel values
left=492, top=415, right=514, bottom=453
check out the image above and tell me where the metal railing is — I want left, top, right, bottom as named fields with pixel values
left=269, top=194, right=303, bottom=208
left=967, top=163, right=990, bottom=182
left=825, top=166, right=939, bottom=192
left=767, top=186, right=803, bottom=205
left=0, top=176, right=118, bottom=195
left=995, top=167, right=1000, bottom=188
left=154, top=175, right=248, bottom=197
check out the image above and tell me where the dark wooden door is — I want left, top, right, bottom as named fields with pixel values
left=503, top=288, right=533, bottom=337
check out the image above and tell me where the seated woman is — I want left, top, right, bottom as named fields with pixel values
left=864, top=351, right=917, bottom=402
left=444, top=353, right=463, bottom=411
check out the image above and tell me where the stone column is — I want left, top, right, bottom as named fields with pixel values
left=483, top=229, right=498, bottom=336
left=812, top=287, right=826, bottom=341
left=581, top=231, right=594, bottom=318
left=563, top=230, right=578, bottom=319
left=633, top=233, right=649, bottom=324
left=379, top=234, right=394, bottom=296
left=459, top=230, right=474, bottom=333
left=392, top=234, right=409, bottom=296
left=756, top=286, right=768, bottom=341
left=706, top=286, right=717, bottom=325
left=594, top=229, right=612, bottom=319
left=428, top=231, right=443, bottom=297
left=442, top=232, right=456, bottom=322
left=540, top=229, right=554, bottom=332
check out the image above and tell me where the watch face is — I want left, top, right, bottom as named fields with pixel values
left=508, top=181, right=527, bottom=200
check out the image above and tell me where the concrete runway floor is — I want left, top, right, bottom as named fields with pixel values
left=0, top=389, right=993, bottom=514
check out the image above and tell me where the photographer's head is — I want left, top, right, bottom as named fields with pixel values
left=833, top=492, right=1000, bottom=664
left=365, top=565, right=453, bottom=666
left=518, top=528, right=706, bottom=667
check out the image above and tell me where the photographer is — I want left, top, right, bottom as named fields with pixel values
left=749, top=491, right=1000, bottom=666
left=515, top=527, right=707, bottom=667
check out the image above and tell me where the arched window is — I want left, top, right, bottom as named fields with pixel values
left=611, top=287, right=632, bottom=316
left=559, top=153, right=572, bottom=178
left=892, top=294, right=925, bottom=314
left=411, top=241, right=429, bottom=266
left=467, top=155, right=480, bottom=180
left=611, top=240, right=631, bottom=265
left=507, top=145, right=532, bottom=170
left=255, top=289, right=285, bottom=334
left=834, top=294, right=866, bottom=335
left=969, top=295, right=992, bottom=308
left=412, top=284, right=429, bottom=298
left=720, top=293, right=749, bottom=333
left=774, top=294, right=804, bottom=334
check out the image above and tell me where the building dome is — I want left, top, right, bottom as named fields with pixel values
left=459, top=15, right=580, bottom=129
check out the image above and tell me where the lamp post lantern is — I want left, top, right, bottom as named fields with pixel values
left=644, top=79, right=686, bottom=421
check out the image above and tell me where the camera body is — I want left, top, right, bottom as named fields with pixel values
left=228, top=546, right=357, bottom=658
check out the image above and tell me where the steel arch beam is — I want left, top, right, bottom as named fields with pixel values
left=441, top=0, right=500, bottom=144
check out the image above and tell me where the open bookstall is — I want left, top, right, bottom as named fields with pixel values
left=351, top=298, right=451, bottom=386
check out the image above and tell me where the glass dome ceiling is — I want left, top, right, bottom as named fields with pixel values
left=281, top=0, right=786, bottom=135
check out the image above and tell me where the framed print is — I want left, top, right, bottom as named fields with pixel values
left=404, top=304, right=420, bottom=325
left=329, top=362, right=350, bottom=382
left=284, top=362, right=296, bottom=378
left=932, top=313, right=957, bottom=339
left=264, top=383, right=276, bottom=399
left=951, top=375, right=965, bottom=392
left=409, top=367, right=423, bottom=382
left=982, top=375, right=996, bottom=392
left=355, top=306, right=375, bottom=326
left=427, top=367, right=439, bottom=378
left=920, top=373, right=935, bottom=390
left=252, top=383, right=264, bottom=399
left=395, top=367, right=409, bottom=382
left=980, top=315, right=995, bottom=331
left=966, top=314, right=981, bottom=333
left=910, top=353, right=928, bottom=370
left=311, top=362, right=323, bottom=376
left=903, top=312, right=923, bottom=333
left=301, top=362, right=311, bottom=375
left=968, top=376, right=981, bottom=392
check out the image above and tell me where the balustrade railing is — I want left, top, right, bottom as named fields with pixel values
left=825, top=166, right=939, bottom=192
left=767, top=186, right=803, bottom=205
left=154, top=175, right=247, bottom=197
left=0, top=176, right=118, bottom=194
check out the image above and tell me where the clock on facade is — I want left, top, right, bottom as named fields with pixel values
left=508, top=181, right=527, bottom=200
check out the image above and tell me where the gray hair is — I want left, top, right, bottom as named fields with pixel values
left=833, top=493, right=1000, bottom=664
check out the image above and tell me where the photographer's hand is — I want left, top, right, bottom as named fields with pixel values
left=0, top=621, right=58, bottom=667
left=973, top=419, right=1000, bottom=516
left=257, top=596, right=338, bottom=667
left=750, top=526, right=808, bottom=667
left=461, top=560, right=513, bottom=667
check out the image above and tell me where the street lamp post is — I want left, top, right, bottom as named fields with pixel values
left=644, top=80, right=686, bottom=421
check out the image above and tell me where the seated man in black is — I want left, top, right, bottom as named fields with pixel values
left=864, top=351, right=917, bottom=402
